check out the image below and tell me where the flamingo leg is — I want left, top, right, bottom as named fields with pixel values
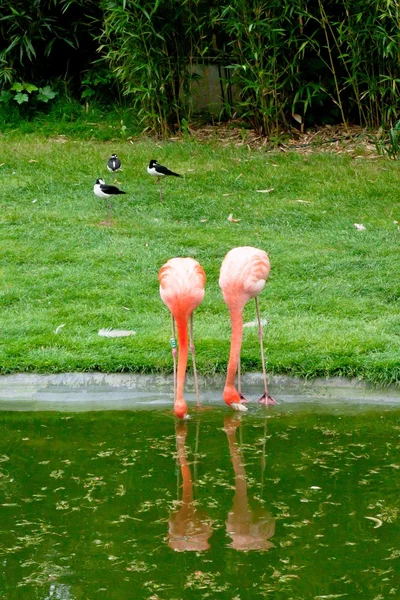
left=255, top=297, right=277, bottom=405
left=193, top=417, right=200, bottom=488
left=189, top=313, right=200, bottom=408
left=260, top=417, right=270, bottom=495
left=171, top=315, right=177, bottom=404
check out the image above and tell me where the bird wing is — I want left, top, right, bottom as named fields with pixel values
left=100, top=183, right=125, bottom=194
left=156, top=164, right=179, bottom=176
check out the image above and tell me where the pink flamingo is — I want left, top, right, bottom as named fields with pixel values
left=159, top=257, right=206, bottom=419
left=219, top=246, right=276, bottom=411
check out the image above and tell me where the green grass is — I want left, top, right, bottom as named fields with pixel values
left=0, top=100, right=141, bottom=141
left=0, top=130, right=399, bottom=385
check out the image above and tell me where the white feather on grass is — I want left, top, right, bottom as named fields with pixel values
left=354, top=223, right=366, bottom=231
left=243, top=318, right=268, bottom=328
left=98, top=328, right=136, bottom=338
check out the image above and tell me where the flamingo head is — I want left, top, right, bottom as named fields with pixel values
left=223, top=385, right=247, bottom=411
left=174, top=398, right=188, bottom=420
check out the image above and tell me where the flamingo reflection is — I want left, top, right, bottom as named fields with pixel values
left=224, top=414, right=275, bottom=551
left=168, top=421, right=212, bottom=551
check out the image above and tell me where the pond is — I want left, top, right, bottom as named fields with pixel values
left=0, top=375, right=400, bottom=599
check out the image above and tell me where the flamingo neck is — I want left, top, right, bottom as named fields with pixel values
left=224, top=306, right=244, bottom=405
left=175, top=315, right=189, bottom=418
left=226, top=430, right=248, bottom=500
left=176, top=429, right=193, bottom=504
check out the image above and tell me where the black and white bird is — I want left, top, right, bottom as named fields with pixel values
left=93, top=178, right=126, bottom=222
left=107, top=154, right=121, bottom=173
left=147, top=159, right=181, bottom=183
left=107, top=154, right=122, bottom=183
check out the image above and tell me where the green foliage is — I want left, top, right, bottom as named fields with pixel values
left=219, top=0, right=305, bottom=135
left=0, top=0, right=100, bottom=90
left=96, top=0, right=400, bottom=136
left=0, top=82, right=57, bottom=117
left=0, top=1, right=75, bottom=75
left=97, top=0, right=195, bottom=137
left=0, top=96, right=141, bottom=139
left=80, top=67, right=118, bottom=103
left=375, top=120, right=400, bottom=159
left=0, top=0, right=400, bottom=137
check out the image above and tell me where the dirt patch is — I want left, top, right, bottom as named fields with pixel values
left=168, top=122, right=382, bottom=158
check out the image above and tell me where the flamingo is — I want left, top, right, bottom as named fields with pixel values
left=158, top=257, right=206, bottom=419
left=219, top=246, right=276, bottom=411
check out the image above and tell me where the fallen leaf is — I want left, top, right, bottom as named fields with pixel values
left=29, top=159, right=38, bottom=163
left=200, top=219, right=207, bottom=222
left=123, top=307, right=131, bottom=311
left=297, top=199, right=311, bottom=204
left=314, top=596, right=348, bottom=599
left=32, top=199, right=38, bottom=204
left=98, top=329, right=136, bottom=338
left=292, top=113, right=303, bottom=124
left=354, top=223, right=366, bottom=231
left=256, top=188, right=274, bottom=193
left=365, top=516, right=383, bottom=528
left=227, top=213, right=240, bottom=223
left=223, top=193, right=234, bottom=196
left=55, top=324, right=65, bottom=334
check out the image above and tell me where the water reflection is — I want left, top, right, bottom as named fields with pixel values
left=1, top=408, right=400, bottom=598
left=224, top=414, right=275, bottom=551
left=168, top=415, right=275, bottom=553
left=45, top=583, right=73, bottom=599
left=167, top=421, right=213, bottom=551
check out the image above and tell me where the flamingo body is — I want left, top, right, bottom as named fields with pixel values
left=219, top=247, right=270, bottom=308
left=159, top=257, right=206, bottom=418
left=219, top=246, right=273, bottom=410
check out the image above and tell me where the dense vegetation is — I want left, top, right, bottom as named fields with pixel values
left=1, top=0, right=400, bottom=136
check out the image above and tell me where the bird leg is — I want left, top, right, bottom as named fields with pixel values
left=159, top=182, right=163, bottom=203
left=255, top=297, right=277, bottom=405
left=171, top=316, right=178, bottom=404
left=237, top=357, right=248, bottom=403
left=106, top=199, right=113, bottom=223
left=189, top=313, right=200, bottom=408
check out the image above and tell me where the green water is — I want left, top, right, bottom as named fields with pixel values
left=0, top=405, right=399, bottom=600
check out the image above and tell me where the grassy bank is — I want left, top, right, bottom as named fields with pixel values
left=0, top=132, right=399, bottom=385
